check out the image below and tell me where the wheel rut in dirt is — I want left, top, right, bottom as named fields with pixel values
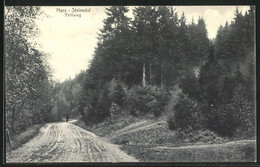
left=6, top=122, right=138, bottom=163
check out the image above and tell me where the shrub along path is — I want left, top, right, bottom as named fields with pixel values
left=82, top=118, right=256, bottom=162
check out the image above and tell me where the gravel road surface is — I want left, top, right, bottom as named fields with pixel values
left=6, top=122, right=138, bottom=163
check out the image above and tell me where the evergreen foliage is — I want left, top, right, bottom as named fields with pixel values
left=126, top=86, right=169, bottom=118
left=73, top=6, right=255, bottom=139
left=172, top=7, right=255, bottom=137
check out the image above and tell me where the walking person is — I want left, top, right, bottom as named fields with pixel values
left=66, top=115, right=69, bottom=123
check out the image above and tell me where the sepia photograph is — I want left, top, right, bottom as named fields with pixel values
left=4, top=5, right=256, bottom=163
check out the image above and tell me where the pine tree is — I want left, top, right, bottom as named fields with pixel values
left=150, top=6, right=182, bottom=88
left=187, top=17, right=210, bottom=68
left=99, top=7, right=132, bottom=82
left=132, top=6, right=159, bottom=86
left=79, top=6, right=135, bottom=123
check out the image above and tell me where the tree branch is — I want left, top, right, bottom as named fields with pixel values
left=15, top=101, right=25, bottom=116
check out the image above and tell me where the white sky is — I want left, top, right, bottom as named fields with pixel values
left=35, top=6, right=250, bottom=82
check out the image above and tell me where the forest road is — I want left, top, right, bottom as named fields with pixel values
left=6, top=121, right=138, bottom=163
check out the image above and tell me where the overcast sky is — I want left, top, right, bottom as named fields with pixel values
left=35, top=6, right=250, bottom=82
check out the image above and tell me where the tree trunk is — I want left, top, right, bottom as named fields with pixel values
left=161, top=73, right=164, bottom=89
left=21, top=108, right=24, bottom=125
left=142, top=61, right=146, bottom=86
left=57, top=93, right=61, bottom=120
left=6, top=129, right=12, bottom=147
left=118, top=65, right=122, bottom=81
left=164, top=76, right=166, bottom=89
left=69, top=82, right=74, bottom=117
left=161, top=64, right=164, bottom=89
left=149, top=59, right=152, bottom=84
left=11, top=107, right=15, bottom=133
left=15, top=101, right=25, bottom=117
left=99, top=76, right=102, bottom=90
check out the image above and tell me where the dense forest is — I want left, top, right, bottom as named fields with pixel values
left=5, top=7, right=55, bottom=134
left=78, top=6, right=211, bottom=123
left=61, top=6, right=255, bottom=138
left=5, top=6, right=255, bottom=140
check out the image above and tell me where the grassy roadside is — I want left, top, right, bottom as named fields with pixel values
left=73, top=116, right=137, bottom=137
left=74, top=117, right=256, bottom=162
left=121, top=140, right=256, bottom=162
left=6, top=123, right=45, bottom=152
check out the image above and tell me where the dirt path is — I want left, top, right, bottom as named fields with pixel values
left=153, top=140, right=256, bottom=150
left=108, top=120, right=166, bottom=140
left=6, top=122, right=138, bottom=163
